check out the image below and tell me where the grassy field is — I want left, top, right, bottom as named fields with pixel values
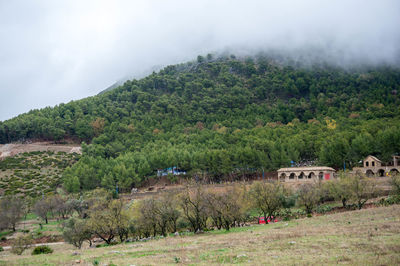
left=0, top=204, right=399, bottom=265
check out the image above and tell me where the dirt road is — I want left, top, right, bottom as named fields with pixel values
left=0, top=142, right=81, bottom=160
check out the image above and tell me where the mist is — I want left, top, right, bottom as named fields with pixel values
left=0, top=0, right=399, bottom=121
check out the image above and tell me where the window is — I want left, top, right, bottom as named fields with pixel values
left=366, top=161, right=369, bottom=167
left=372, top=161, right=375, bottom=167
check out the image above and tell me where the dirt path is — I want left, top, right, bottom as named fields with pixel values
left=0, top=142, right=81, bottom=160
left=1, top=241, right=66, bottom=251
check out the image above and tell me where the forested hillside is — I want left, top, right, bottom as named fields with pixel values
left=1, top=54, right=400, bottom=192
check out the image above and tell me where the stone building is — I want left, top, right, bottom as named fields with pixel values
left=277, top=166, right=336, bottom=182
left=352, top=155, right=400, bottom=177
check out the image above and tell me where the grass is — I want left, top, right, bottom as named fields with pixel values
left=1, top=204, right=399, bottom=265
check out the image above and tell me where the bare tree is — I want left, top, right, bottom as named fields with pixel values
left=157, top=192, right=181, bottom=234
left=52, top=195, right=72, bottom=219
left=179, top=184, right=209, bottom=232
left=138, top=198, right=159, bottom=237
left=33, top=198, right=52, bottom=224
left=0, top=196, right=25, bottom=231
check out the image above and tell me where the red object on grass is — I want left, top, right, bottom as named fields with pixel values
left=274, top=219, right=278, bottom=223
left=258, top=217, right=266, bottom=224
left=267, top=219, right=271, bottom=223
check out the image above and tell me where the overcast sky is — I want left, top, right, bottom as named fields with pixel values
left=0, top=0, right=399, bottom=121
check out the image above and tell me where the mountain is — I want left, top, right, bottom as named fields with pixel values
left=1, top=54, right=399, bottom=193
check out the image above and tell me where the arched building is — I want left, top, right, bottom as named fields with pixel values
left=352, top=155, right=400, bottom=177
left=277, top=166, right=336, bottom=182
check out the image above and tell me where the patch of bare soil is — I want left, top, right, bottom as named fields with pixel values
left=0, top=142, right=81, bottom=160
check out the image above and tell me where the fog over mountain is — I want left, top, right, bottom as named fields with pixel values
left=0, top=0, right=399, bottom=121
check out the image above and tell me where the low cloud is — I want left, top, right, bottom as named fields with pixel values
left=0, top=0, right=399, bottom=121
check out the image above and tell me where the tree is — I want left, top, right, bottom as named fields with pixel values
left=347, top=174, right=377, bottom=209
left=206, top=188, right=246, bottom=231
left=249, top=181, right=287, bottom=221
left=33, top=198, right=53, bottom=224
left=327, top=174, right=352, bottom=208
left=52, top=195, right=72, bottom=219
left=157, top=192, right=181, bottom=234
left=0, top=196, right=24, bottom=231
left=63, top=218, right=92, bottom=249
left=87, top=199, right=130, bottom=244
left=297, top=183, right=321, bottom=214
left=179, top=185, right=209, bottom=232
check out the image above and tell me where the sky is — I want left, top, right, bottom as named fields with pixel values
left=0, top=0, right=399, bottom=121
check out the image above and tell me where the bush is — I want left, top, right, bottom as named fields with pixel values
left=277, top=208, right=306, bottom=221
left=32, top=245, right=53, bottom=255
left=378, top=195, right=400, bottom=206
left=11, top=234, right=33, bottom=255
left=316, top=205, right=333, bottom=214
left=0, top=246, right=3, bottom=252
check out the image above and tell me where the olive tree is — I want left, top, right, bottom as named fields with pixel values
left=63, top=218, right=92, bottom=249
left=297, top=183, right=321, bottom=214
left=249, top=181, right=288, bottom=221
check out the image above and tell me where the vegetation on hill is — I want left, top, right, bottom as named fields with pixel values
left=1, top=178, right=400, bottom=265
left=1, top=54, right=400, bottom=192
left=0, top=151, right=79, bottom=197
left=27, top=205, right=400, bottom=264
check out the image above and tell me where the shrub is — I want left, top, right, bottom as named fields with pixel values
left=316, top=205, right=333, bottom=214
left=390, top=175, right=400, bottom=195
left=11, top=234, right=33, bottom=255
left=32, top=245, right=53, bottom=255
left=378, top=195, right=400, bottom=206
left=0, top=246, right=3, bottom=252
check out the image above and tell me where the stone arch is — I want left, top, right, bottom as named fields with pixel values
left=308, top=172, right=315, bottom=179
left=279, top=173, right=286, bottom=181
left=390, top=169, right=399, bottom=176
left=289, top=173, right=296, bottom=180
left=377, top=169, right=385, bottom=177
left=298, top=172, right=305, bottom=179
left=318, top=172, right=324, bottom=180
left=366, top=169, right=375, bottom=177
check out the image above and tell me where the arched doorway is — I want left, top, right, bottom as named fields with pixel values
left=377, top=169, right=385, bottom=177
left=318, top=172, right=324, bottom=180
left=289, top=173, right=296, bottom=180
left=390, top=169, right=399, bottom=176
left=366, top=169, right=374, bottom=177
left=298, top=172, right=305, bottom=180
left=308, top=172, right=315, bottom=179
left=279, top=173, right=286, bottom=181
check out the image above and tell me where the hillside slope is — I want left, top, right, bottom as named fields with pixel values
left=1, top=205, right=399, bottom=265
left=1, top=54, right=400, bottom=192
left=0, top=151, right=80, bottom=197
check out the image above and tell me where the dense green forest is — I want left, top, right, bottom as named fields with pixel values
left=1, top=54, right=400, bottom=192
